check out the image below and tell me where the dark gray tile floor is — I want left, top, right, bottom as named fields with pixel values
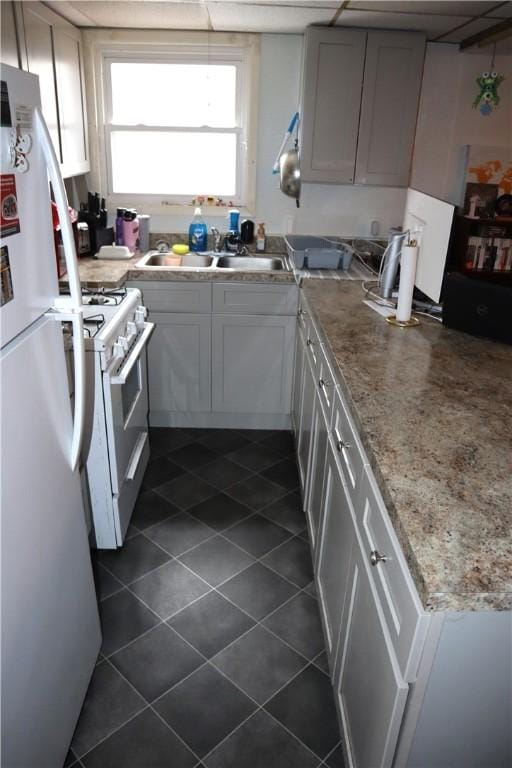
left=68, top=428, right=344, bottom=768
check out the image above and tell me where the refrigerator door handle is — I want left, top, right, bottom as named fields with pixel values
left=33, top=107, right=83, bottom=309
left=46, top=308, right=86, bottom=472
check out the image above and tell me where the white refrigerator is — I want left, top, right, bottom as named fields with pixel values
left=0, top=65, right=101, bottom=767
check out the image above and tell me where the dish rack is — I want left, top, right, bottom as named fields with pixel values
left=285, top=235, right=353, bottom=270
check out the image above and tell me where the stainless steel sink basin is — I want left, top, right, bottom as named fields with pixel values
left=216, top=256, right=285, bottom=270
left=143, top=253, right=214, bottom=268
left=136, top=251, right=290, bottom=272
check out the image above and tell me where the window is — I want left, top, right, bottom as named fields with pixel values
left=88, top=33, right=259, bottom=211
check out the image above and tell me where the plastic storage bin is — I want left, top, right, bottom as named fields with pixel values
left=285, top=235, right=352, bottom=270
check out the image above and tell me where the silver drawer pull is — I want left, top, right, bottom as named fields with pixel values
left=319, top=378, right=332, bottom=390
left=370, top=549, right=388, bottom=566
left=306, top=338, right=317, bottom=347
left=298, top=308, right=307, bottom=318
left=334, top=427, right=351, bottom=452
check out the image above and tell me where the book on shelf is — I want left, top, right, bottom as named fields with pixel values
left=465, top=236, right=511, bottom=272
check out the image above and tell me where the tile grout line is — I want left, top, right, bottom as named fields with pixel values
left=87, top=434, right=333, bottom=763
left=75, top=656, right=203, bottom=767
left=92, top=563, right=330, bottom=763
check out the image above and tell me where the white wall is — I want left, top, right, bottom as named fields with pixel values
left=411, top=42, right=512, bottom=205
left=150, top=33, right=406, bottom=237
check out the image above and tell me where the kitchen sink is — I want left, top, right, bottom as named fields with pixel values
left=216, top=256, right=285, bottom=270
left=136, top=251, right=290, bottom=272
left=143, top=253, right=214, bottom=268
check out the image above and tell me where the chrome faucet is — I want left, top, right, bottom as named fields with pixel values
left=211, top=227, right=222, bottom=252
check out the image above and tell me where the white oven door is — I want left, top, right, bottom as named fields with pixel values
left=102, top=323, right=154, bottom=499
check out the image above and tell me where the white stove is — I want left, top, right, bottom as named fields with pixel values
left=70, top=286, right=155, bottom=548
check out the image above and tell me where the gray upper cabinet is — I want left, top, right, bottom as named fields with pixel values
left=355, top=31, right=425, bottom=187
left=12, top=2, right=89, bottom=178
left=52, top=21, right=89, bottom=177
left=21, top=3, right=61, bottom=162
left=300, top=26, right=425, bottom=188
left=1, top=2, right=20, bottom=67
left=301, top=27, right=366, bottom=184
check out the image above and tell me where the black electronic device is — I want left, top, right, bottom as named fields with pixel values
left=442, top=272, right=512, bottom=345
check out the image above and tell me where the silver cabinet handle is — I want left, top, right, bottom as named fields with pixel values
left=334, top=427, right=351, bottom=451
left=370, top=550, right=388, bottom=566
left=298, top=308, right=307, bottom=317
left=318, top=379, right=331, bottom=390
left=306, top=338, right=317, bottom=347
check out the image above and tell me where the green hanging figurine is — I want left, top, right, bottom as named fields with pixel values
left=473, top=46, right=505, bottom=116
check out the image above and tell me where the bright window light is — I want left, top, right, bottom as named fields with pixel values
left=110, top=131, right=237, bottom=195
left=105, top=56, right=244, bottom=199
left=110, top=62, right=237, bottom=128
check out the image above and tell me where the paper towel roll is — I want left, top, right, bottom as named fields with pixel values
left=396, top=244, right=418, bottom=323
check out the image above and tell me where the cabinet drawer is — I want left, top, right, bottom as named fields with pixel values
left=358, top=467, right=426, bottom=681
left=331, top=386, right=368, bottom=501
left=303, top=313, right=321, bottom=371
left=213, top=283, right=298, bottom=315
left=130, top=282, right=212, bottom=313
left=316, top=344, right=336, bottom=425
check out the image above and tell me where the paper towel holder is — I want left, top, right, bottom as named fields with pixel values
left=386, top=238, right=420, bottom=328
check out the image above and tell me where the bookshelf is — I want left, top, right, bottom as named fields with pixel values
left=448, top=215, right=512, bottom=283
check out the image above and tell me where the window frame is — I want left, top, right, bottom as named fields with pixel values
left=84, top=30, right=260, bottom=214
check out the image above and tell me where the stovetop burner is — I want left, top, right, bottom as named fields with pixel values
left=83, top=313, right=106, bottom=339
left=60, top=286, right=128, bottom=307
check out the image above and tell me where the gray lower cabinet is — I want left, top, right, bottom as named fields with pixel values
left=294, top=291, right=512, bottom=768
left=147, top=312, right=211, bottom=418
left=334, top=538, right=409, bottom=768
left=296, top=350, right=316, bottom=490
left=211, top=314, right=295, bottom=415
left=131, top=280, right=298, bottom=428
left=316, top=440, right=356, bottom=666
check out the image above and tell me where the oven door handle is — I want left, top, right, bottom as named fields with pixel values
left=109, top=323, right=154, bottom=385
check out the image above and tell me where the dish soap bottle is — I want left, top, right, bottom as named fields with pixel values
left=189, top=206, right=208, bottom=252
left=256, top=223, right=266, bottom=252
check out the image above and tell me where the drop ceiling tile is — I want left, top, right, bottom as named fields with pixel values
left=207, top=2, right=335, bottom=32
left=437, top=16, right=506, bottom=42
left=486, top=1, right=512, bottom=17
left=69, top=1, right=210, bottom=30
left=215, top=0, right=339, bottom=5
left=347, top=2, right=502, bottom=15
left=336, top=9, right=473, bottom=37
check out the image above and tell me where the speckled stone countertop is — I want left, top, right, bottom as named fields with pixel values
left=60, top=254, right=296, bottom=289
left=302, top=279, right=512, bottom=612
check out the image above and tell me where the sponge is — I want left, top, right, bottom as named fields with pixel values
left=172, top=244, right=190, bottom=255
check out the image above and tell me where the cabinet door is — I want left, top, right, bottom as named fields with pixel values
left=22, top=2, right=61, bottom=160
left=53, top=22, right=88, bottom=176
left=291, top=321, right=305, bottom=437
left=316, top=443, right=356, bottom=664
left=305, top=389, right=329, bottom=553
left=296, top=351, right=315, bottom=492
left=355, top=31, right=425, bottom=187
left=335, top=541, right=408, bottom=768
left=301, top=27, right=366, bottom=184
left=1, top=1, right=20, bottom=67
left=212, top=314, right=295, bottom=415
left=148, top=313, right=211, bottom=415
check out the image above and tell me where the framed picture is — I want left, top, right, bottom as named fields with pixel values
left=463, top=182, right=499, bottom=218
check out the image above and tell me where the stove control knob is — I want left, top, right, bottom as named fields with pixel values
left=127, top=320, right=137, bottom=337
left=118, top=336, right=130, bottom=352
left=135, top=306, right=147, bottom=327
left=113, top=341, right=124, bottom=359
